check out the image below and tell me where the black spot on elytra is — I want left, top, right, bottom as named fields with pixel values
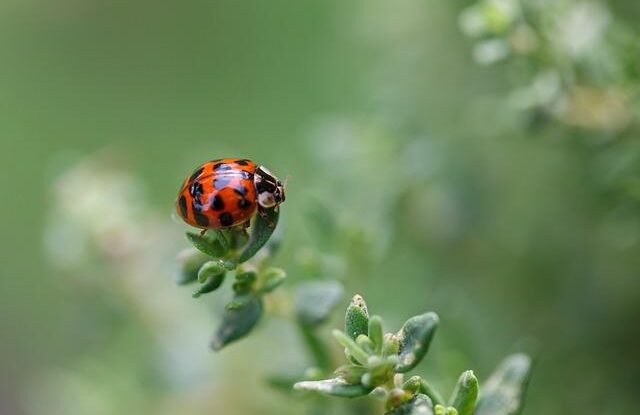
left=189, top=181, right=203, bottom=198
left=213, top=177, right=232, bottom=189
left=238, top=198, right=251, bottom=209
left=178, top=195, right=188, bottom=217
left=233, top=185, right=248, bottom=196
left=239, top=171, right=252, bottom=179
left=211, top=195, right=225, bottom=211
left=219, top=212, right=233, bottom=227
left=235, top=159, right=250, bottom=166
left=213, top=163, right=232, bottom=171
left=194, top=211, right=210, bottom=227
left=189, top=167, right=204, bottom=182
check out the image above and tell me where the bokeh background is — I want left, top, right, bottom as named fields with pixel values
left=1, top=1, right=639, bottom=414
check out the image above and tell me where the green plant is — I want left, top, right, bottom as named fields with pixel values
left=176, top=194, right=532, bottom=414
left=294, top=295, right=532, bottom=415
left=176, top=207, right=285, bottom=350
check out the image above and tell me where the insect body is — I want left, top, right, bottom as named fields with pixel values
left=176, top=158, right=285, bottom=229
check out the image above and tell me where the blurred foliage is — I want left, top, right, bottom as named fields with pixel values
left=0, top=0, right=639, bottom=415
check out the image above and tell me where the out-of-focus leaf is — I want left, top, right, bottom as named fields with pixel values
left=238, top=207, right=280, bottom=263
left=395, top=312, right=439, bottom=373
left=192, top=272, right=226, bottom=298
left=294, top=280, right=344, bottom=327
left=186, top=232, right=226, bottom=258
left=176, top=248, right=209, bottom=285
left=473, top=354, right=532, bottom=415
left=225, top=294, right=254, bottom=310
left=449, top=370, right=478, bottom=415
left=345, top=294, right=369, bottom=340
left=294, top=378, right=372, bottom=398
left=211, top=294, right=263, bottom=351
left=385, top=394, right=434, bottom=415
left=259, top=267, right=287, bottom=293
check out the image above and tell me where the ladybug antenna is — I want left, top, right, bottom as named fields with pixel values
left=283, top=175, right=291, bottom=190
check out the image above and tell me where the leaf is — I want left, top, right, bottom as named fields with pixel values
left=345, top=294, right=369, bottom=340
left=395, top=312, right=439, bottom=373
left=449, top=370, right=478, bottom=415
left=259, top=267, right=287, bottom=293
left=333, top=329, right=369, bottom=365
left=473, top=354, right=532, bottom=415
left=368, top=315, right=384, bottom=352
left=385, top=394, right=434, bottom=415
left=192, top=271, right=226, bottom=298
left=403, top=376, right=445, bottom=406
left=294, top=378, right=372, bottom=398
left=294, top=280, right=344, bottom=327
left=186, top=232, right=226, bottom=258
left=176, top=248, right=209, bottom=285
left=238, top=207, right=280, bottom=263
left=211, top=294, right=263, bottom=351
left=197, top=260, right=225, bottom=283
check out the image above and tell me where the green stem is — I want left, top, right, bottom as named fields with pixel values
left=299, top=324, right=332, bottom=372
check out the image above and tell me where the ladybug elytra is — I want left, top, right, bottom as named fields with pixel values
left=176, top=158, right=285, bottom=229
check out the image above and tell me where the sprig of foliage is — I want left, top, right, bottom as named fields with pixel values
left=176, top=207, right=285, bottom=350
left=294, top=295, right=532, bottom=415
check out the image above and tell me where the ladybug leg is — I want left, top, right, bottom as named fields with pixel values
left=199, top=228, right=208, bottom=237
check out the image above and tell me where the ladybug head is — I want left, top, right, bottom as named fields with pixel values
left=255, top=166, right=286, bottom=209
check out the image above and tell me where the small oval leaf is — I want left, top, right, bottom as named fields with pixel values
left=385, top=394, right=434, bottom=415
left=186, top=232, right=226, bottom=258
left=448, top=370, right=478, bottom=415
left=294, top=378, right=372, bottom=398
left=294, top=280, right=344, bottom=327
left=473, top=354, right=532, bottom=415
left=238, top=207, right=280, bottom=263
left=395, top=312, right=439, bottom=373
left=192, top=271, right=226, bottom=298
left=345, top=294, right=369, bottom=340
left=211, top=294, right=263, bottom=351
left=260, top=267, right=287, bottom=293
left=176, top=248, right=209, bottom=285
left=197, top=260, right=226, bottom=283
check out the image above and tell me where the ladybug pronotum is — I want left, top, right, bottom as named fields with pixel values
left=176, top=158, right=285, bottom=229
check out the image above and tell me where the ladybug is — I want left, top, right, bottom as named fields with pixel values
left=176, top=158, right=285, bottom=230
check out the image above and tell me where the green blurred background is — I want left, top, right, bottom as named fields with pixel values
left=1, top=1, right=639, bottom=414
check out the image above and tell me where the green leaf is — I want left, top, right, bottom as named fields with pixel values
left=238, top=207, right=280, bottom=263
left=176, top=248, right=209, bottom=285
left=197, top=260, right=226, bottom=283
left=449, top=370, right=478, bottom=415
left=395, top=312, right=439, bottom=373
left=214, top=229, right=230, bottom=252
left=385, top=394, right=434, bottom=415
left=294, top=378, right=372, bottom=398
left=186, top=232, right=226, bottom=258
left=192, top=272, right=226, bottom=298
left=473, top=354, right=532, bottom=415
left=334, top=364, right=368, bottom=384
left=333, top=329, right=369, bottom=365
left=259, top=267, right=287, bottom=293
left=403, top=376, right=445, bottom=406
left=211, top=294, right=263, bottom=351
left=368, top=315, right=384, bottom=352
left=294, top=280, right=344, bottom=327
left=345, top=294, right=369, bottom=340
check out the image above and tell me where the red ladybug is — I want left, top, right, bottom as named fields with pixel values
left=176, top=158, right=285, bottom=229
